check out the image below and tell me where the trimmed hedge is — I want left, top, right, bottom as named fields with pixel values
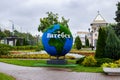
left=0, top=44, right=12, bottom=56
left=12, top=46, right=37, bottom=50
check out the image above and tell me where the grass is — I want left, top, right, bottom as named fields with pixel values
left=71, top=65, right=103, bottom=72
left=0, top=73, right=15, bottom=80
left=0, top=59, right=103, bottom=73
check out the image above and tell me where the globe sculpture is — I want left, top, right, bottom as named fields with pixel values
left=42, top=24, right=73, bottom=64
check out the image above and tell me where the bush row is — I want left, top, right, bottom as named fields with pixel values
left=76, top=56, right=114, bottom=67
left=0, top=54, right=75, bottom=59
left=0, top=44, right=12, bottom=56
left=12, top=46, right=38, bottom=50
left=102, top=59, right=120, bottom=68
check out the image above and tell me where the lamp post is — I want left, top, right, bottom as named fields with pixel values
left=88, top=28, right=94, bottom=50
left=91, top=30, right=94, bottom=50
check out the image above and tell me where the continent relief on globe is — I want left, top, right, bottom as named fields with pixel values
left=42, top=24, right=73, bottom=56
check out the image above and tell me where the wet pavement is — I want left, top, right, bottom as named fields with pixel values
left=0, top=62, right=120, bottom=80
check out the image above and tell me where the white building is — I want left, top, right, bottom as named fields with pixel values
left=76, top=12, right=108, bottom=48
left=90, top=12, right=108, bottom=47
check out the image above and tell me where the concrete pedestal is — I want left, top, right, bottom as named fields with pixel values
left=47, top=59, right=67, bottom=65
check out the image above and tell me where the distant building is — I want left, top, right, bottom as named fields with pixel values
left=75, top=31, right=89, bottom=45
left=0, top=36, right=23, bottom=46
left=90, top=11, right=108, bottom=47
left=76, top=11, right=108, bottom=48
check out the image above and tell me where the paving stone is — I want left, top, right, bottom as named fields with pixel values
left=0, top=62, right=120, bottom=80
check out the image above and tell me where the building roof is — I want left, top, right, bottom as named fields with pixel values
left=91, top=11, right=107, bottom=24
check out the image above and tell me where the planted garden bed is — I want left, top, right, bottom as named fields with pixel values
left=102, top=59, right=120, bottom=75
left=103, top=67, right=120, bottom=75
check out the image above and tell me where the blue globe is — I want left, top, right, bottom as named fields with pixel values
left=42, top=24, right=73, bottom=56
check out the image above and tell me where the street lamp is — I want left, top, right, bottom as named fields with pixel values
left=91, top=30, right=94, bottom=50
left=88, top=28, right=94, bottom=50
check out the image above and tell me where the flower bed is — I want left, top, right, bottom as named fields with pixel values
left=102, top=59, right=120, bottom=75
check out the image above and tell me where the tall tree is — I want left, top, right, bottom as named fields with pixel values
left=95, top=27, right=107, bottom=58
left=85, top=35, right=89, bottom=47
left=114, top=2, right=120, bottom=38
left=74, top=36, right=82, bottom=50
left=105, top=26, right=120, bottom=60
left=0, top=31, right=6, bottom=39
left=38, top=12, right=69, bottom=32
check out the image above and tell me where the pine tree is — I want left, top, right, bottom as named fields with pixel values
left=85, top=35, right=89, bottom=47
left=95, top=27, right=107, bottom=58
left=105, top=26, right=120, bottom=60
left=114, top=2, right=120, bottom=38
left=16, top=40, right=21, bottom=46
left=74, top=36, right=82, bottom=50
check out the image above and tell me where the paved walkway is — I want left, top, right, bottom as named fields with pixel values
left=0, top=62, right=120, bottom=80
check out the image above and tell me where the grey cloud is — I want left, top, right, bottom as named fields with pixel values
left=0, top=0, right=119, bottom=35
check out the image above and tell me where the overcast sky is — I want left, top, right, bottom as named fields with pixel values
left=0, top=0, right=119, bottom=36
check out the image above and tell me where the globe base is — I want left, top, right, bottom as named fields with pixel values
left=47, top=59, right=67, bottom=65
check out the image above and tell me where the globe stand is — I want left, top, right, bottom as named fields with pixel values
left=47, top=56, right=67, bottom=65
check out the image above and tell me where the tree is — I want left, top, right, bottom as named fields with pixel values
left=35, top=38, right=44, bottom=51
left=23, top=38, right=29, bottom=46
left=95, top=27, right=107, bottom=58
left=16, top=39, right=21, bottom=46
left=0, top=31, right=6, bottom=39
left=105, top=26, right=120, bottom=60
left=85, top=35, right=89, bottom=47
left=4, top=30, right=12, bottom=37
left=74, top=36, right=82, bottom=50
left=38, top=12, right=69, bottom=32
left=114, top=2, right=120, bottom=38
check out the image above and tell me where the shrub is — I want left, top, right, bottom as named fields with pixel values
left=0, top=44, right=12, bottom=56
left=35, top=40, right=44, bottom=51
left=115, top=59, right=120, bottom=67
left=82, top=56, right=97, bottom=67
left=12, top=46, right=37, bottom=50
left=105, top=26, right=120, bottom=60
left=102, top=63, right=118, bottom=68
left=96, top=58, right=114, bottom=67
left=74, top=36, right=82, bottom=50
left=95, top=27, right=107, bottom=58
left=76, top=57, right=85, bottom=64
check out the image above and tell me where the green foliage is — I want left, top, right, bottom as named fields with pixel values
left=82, top=56, right=97, bottom=67
left=105, top=26, right=120, bottom=60
left=74, top=36, right=82, bottom=50
left=115, top=59, right=120, bottom=67
left=96, top=58, right=114, bottom=67
left=1, top=29, right=36, bottom=45
left=4, top=30, right=12, bottom=37
left=35, top=39, right=44, bottom=51
left=102, top=59, right=120, bottom=68
left=0, top=44, right=12, bottom=56
left=76, top=57, right=85, bottom=64
left=23, top=38, right=29, bottom=46
left=0, top=53, right=75, bottom=59
left=85, top=35, right=89, bottom=47
left=12, top=46, right=37, bottom=50
left=102, top=63, right=118, bottom=68
left=38, top=12, right=69, bottom=32
left=0, top=31, right=6, bottom=39
left=16, top=39, right=21, bottom=46
left=0, top=59, right=103, bottom=72
left=0, top=73, right=15, bottom=80
left=114, top=2, right=120, bottom=38
left=95, top=27, right=107, bottom=58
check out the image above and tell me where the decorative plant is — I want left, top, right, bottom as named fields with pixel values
left=82, top=56, right=97, bottom=67
left=102, top=63, right=118, bottom=68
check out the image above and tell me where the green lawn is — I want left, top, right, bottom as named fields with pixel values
left=0, top=59, right=103, bottom=73
left=0, top=73, right=15, bottom=80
